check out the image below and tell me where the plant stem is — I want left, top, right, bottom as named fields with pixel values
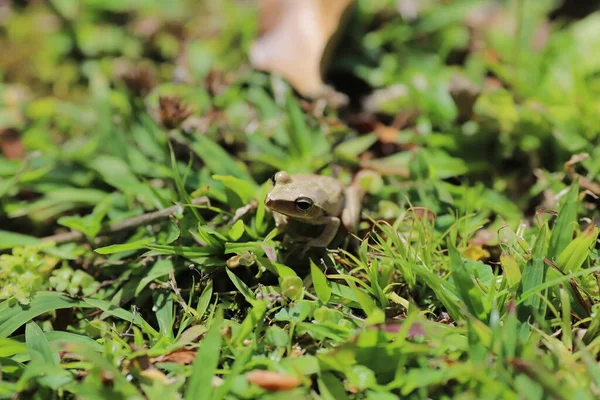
left=42, top=197, right=209, bottom=245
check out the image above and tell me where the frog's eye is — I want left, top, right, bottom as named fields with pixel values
left=294, top=197, right=313, bottom=212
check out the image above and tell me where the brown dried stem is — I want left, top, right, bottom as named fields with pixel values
left=42, top=197, right=209, bottom=245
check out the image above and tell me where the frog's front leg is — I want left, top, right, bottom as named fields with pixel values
left=272, top=211, right=289, bottom=230
left=305, top=215, right=341, bottom=248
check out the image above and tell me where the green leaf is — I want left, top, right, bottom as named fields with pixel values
left=87, top=155, right=158, bottom=207
left=548, top=182, right=579, bottom=260
left=233, top=300, right=268, bottom=345
left=43, top=331, right=103, bottom=353
left=185, top=307, right=223, bottom=400
left=228, top=219, right=245, bottom=241
left=285, top=90, right=311, bottom=159
left=448, top=240, right=488, bottom=321
left=135, top=259, right=174, bottom=296
left=57, top=195, right=112, bottom=240
left=196, top=280, right=213, bottom=318
left=163, top=220, right=181, bottom=244
left=0, top=338, right=27, bottom=357
left=0, top=231, right=40, bottom=250
left=264, top=326, right=289, bottom=348
left=254, top=184, right=269, bottom=235
left=226, top=268, right=256, bottom=305
left=170, top=144, right=204, bottom=224
left=310, top=260, right=331, bottom=304
left=0, top=292, right=86, bottom=338
left=83, top=298, right=159, bottom=337
left=346, top=280, right=382, bottom=322
left=258, top=257, right=297, bottom=277
left=557, top=225, right=599, bottom=273
left=145, top=244, right=217, bottom=258
left=519, top=225, right=548, bottom=320
left=153, top=290, right=174, bottom=339
left=25, top=322, right=59, bottom=366
left=192, top=223, right=226, bottom=249
left=280, top=276, right=304, bottom=301
left=318, top=372, right=351, bottom=400
left=213, top=175, right=257, bottom=205
left=191, top=136, right=254, bottom=184
left=334, top=133, right=378, bottom=160
left=501, top=253, right=522, bottom=288
left=94, top=238, right=153, bottom=254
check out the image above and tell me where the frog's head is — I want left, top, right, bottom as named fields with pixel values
left=265, top=171, right=326, bottom=220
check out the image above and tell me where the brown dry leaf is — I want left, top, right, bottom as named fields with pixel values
left=565, top=153, right=600, bottom=195
left=130, top=348, right=173, bottom=384
left=407, top=207, right=436, bottom=221
left=250, top=0, right=353, bottom=97
left=120, top=65, right=156, bottom=97
left=374, top=123, right=399, bottom=144
left=449, top=73, right=481, bottom=121
left=470, top=228, right=497, bottom=247
left=0, top=128, right=25, bottom=160
left=152, top=348, right=197, bottom=365
left=245, top=370, right=302, bottom=392
left=158, top=96, right=193, bottom=129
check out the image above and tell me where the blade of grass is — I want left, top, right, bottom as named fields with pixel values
left=185, top=307, right=224, bottom=400
left=25, top=322, right=59, bottom=366
left=548, top=182, right=578, bottom=260
left=519, top=225, right=548, bottom=319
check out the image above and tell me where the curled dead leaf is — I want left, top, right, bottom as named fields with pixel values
left=158, top=96, right=193, bottom=129
left=245, top=370, right=302, bottom=392
left=250, top=0, right=353, bottom=98
left=152, top=348, right=197, bottom=365
left=120, top=65, right=156, bottom=97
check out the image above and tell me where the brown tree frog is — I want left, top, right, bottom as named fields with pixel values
left=264, top=171, right=363, bottom=248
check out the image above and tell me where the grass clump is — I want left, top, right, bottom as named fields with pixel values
left=1, top=0, right=600, bottom=399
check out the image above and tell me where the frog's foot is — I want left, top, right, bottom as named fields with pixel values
left=298, top=239, right=329, bottom=257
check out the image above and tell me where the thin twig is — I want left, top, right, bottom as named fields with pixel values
left=42, top=197, right=209, bottom=245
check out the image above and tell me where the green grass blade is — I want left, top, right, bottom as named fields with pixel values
left=284, top=90, right=311, bottom=159
left=226, top=268, right=256, bottom=305
left=0, top=292, right=87, bottom=338
left=310, top=260, right=332, bottom=304
left=448, top=240, right=488, bottom=321
left=0, top=231, right=40, bottom=250
left=548, top=182, right=578, bottom=260
left=519, top=225, right=549, bottom=321
left=190, top=136, right=254, bottom=184
left=185, top=307, right=223, bottom=400
left=556, top=225, right=598, bottom=273
left=25, top=322, right=59, bottom=366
